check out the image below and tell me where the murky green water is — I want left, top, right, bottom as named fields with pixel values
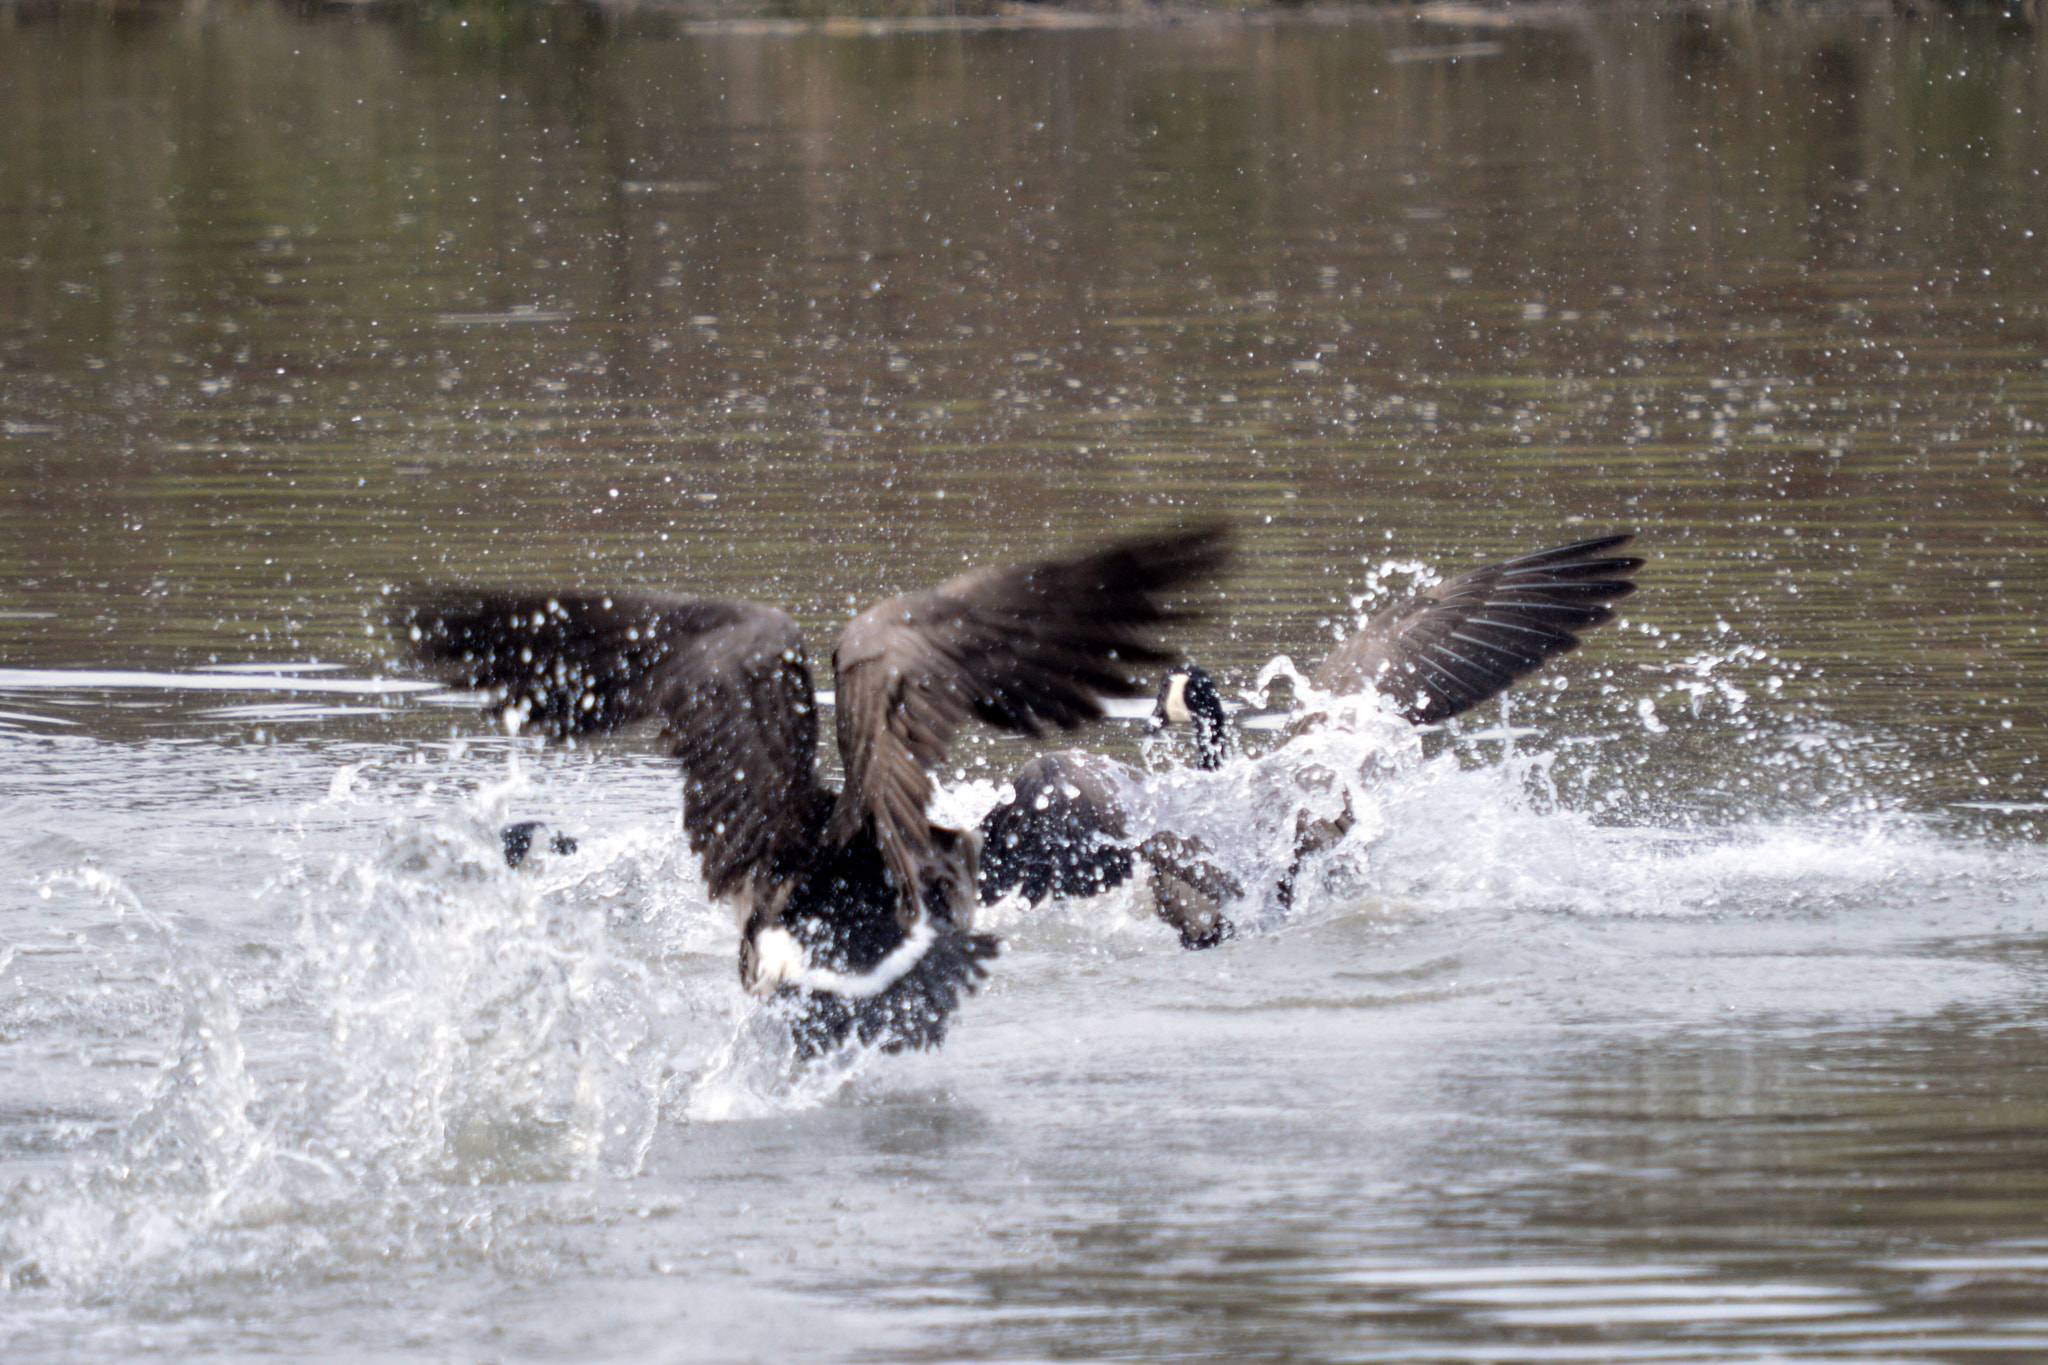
left=3, top=3, right=2048, bottom=1361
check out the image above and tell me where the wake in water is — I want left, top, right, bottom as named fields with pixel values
left=2, top=648, right=2036, bottom=1310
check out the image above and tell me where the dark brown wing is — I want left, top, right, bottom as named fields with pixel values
left=1310, top=534, right=1641, bottom=723
left=828, top=526, right=1230, bottom=903
left=398, top=591, right=825, bottom=898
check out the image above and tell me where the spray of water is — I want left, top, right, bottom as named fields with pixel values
left=2, top=664, right=2030, bottom=1307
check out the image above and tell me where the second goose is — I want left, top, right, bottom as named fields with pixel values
left=976, top=533, right=1641, bottom=944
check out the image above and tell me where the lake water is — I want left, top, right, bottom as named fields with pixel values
left=3, top=2, right=2047, bottom=1359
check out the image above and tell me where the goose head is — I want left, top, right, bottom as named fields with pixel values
left=1153, top=664, right=1232, bottom=772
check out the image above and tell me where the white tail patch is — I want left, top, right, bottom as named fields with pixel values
left=765, top=921, right=939, bottom=1000
left=746, top=926, right=806, bottom=996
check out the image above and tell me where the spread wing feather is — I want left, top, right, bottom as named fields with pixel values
left=1310, top=534, right=1641, bottom=723
left=828, top=526, right=1230, bottom=902
left=398, top=591, right=824, bottom=898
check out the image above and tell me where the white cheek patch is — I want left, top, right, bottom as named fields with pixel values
left=747, top=927, right=806, bottom=996
left=1163, top=674, right=1192, bottom=725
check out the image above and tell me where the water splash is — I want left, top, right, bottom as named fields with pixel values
left=0, top=690, right=2029, bottom=1319
left=684, top=1006, right=881, bottom=1123
left=287, top=812, right=674, bottom=1184
left=970, top=660, right=2020, bottom=951
left=4, top=867, right=275, bottom=1293
left=0, top=757, right=735, bottom=1298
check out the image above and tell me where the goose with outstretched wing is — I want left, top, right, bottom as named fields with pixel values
left=1304, top=533, right=1643, bottom=721
left=979, top=534, right=1642, bottom=948
left=398, top=526, right=1229, bottom=1057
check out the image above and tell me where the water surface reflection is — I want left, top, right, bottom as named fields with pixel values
left=2, top=4, right=2047, bottom=1362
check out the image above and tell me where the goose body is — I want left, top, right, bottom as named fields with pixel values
left=400, top=526, right=1229, bottom=1056
left=976, top=751, right=1136, bottom=906
left=978, top=535, right=1642, bottom=945
left=976, top=667, right=1238, bottom=946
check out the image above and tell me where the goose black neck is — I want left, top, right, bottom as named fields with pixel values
left=1156, top=665, right=1232, bottom=772
left=1187, top=708, right=1230, bottom=772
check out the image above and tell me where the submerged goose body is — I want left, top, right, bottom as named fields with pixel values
left=400, top=526, right=1229, bottom=1056
left=978, top=534, right=1642, bottom=945
left=501, top=820, right=577, bottom=868
left=976, top=666, right=1238, bottom=946
left=976, top=750, right=1136, bottom=907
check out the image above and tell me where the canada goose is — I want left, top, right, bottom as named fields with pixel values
left=398, top=526, right=1229, bottom=1058
left=980, top=535, right=1641, bottom=947
left=976, top=751, right=1136, bottom=906
left=969, top=688, right=1285, bottom=950
left=1154, top=532, right=1643, bottom=938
